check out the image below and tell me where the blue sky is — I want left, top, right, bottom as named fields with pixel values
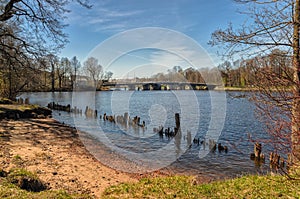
left=61, top=0, right=245, bottom=78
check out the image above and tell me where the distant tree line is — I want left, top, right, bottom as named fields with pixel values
left=218, top=49, right=292, bottom=88
left=0, top=52, right=113, bottom=99
left=22, top=55, right=113, bottom=92
left=133, top=49, right=292, bottom=89
left=133, top=65, right=222, bottom=85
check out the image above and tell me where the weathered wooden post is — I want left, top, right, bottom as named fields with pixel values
left=24, top=98, right=29, bottom=104
left=254, top=142, right=262, bottom=158
left=74, top=106, right=78, bottom=114
left=133, top=116, right=138, bottom=125
left=175, top=113, right=180, bottom=129
left=85, top=106, right=88, bottom=116
left=66, top=104, right=71, bottom=112
left=269, top=151, right=284, bottom=169
left=158, top=126, right=164, bottom=137
left=19, top=98, right=24, bottom=104
left=137, top=117, right=140, bottom=125
left=124, top=112, right=128, bottom=126
left=187, top=131, right=191, bottom=147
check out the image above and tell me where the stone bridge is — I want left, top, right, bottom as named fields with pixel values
left=102, top=81, right=217, bottom=91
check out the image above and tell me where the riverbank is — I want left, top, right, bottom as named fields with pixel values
left=1, top=118, right=299, bottom=198
left=2, top=101, right=299, bottom=198
left=102, top=173, right=300, bottom=198
left=0, top=117, right=138, bottom=198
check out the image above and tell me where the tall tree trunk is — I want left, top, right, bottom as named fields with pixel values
left=59, top=76, right=62, bottom=90
left=44, top=70, right=47, bottom=88
left=73, top=67, right=77, bottom=89
left=8, top=63, right=12, bottom=100
left=291, top=0, right=300, bottom=168
left=51, top=62, right=55, bottom=92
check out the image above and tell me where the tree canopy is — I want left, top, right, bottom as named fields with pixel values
left=211, top=0, right=300, bottom=168
left=0, top=0, right=90, bottom=98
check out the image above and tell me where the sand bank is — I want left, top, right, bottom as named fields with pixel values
left=0, top=118, right=138, bottom=198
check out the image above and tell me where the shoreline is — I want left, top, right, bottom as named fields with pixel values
left=20, top=86, right=256, bottom=93
left=0, top=103, right=223, bottom=197
left=0, top=117, right=139, bottom=198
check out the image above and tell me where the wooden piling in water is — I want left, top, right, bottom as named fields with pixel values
left=137, top=117, right=140, bottom=125
left=19, top=98, right=24, bottom=104
left=66, top=104, right=71, bottom=112
left=175, top=113, right=180, bottom=129
left=254, top=142, right=262, bottom=158
left=269, top=151, right=284, bottom=169
left=24, top=98, right=29, bottom=104
left=124, top=112, right=128, bottom=125
left=85, top=106, right=88, bottom=116
left=187, top=131, right=191, bottom=147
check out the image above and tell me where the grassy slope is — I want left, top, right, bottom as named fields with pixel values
left=0, top=103, right=51, bottom=118
left=102, top=175, right=300, bottom=199
left=0, top=104, right=39, bottom=113
left=0, top=185, right=83, bottom=199
left=0, top=168, right=91, bottom=199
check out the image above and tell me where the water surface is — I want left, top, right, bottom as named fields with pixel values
left=21, top=90, right=274, bottom=179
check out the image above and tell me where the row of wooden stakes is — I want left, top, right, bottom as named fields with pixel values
left=101, top=112, right=146, bottom=128
left=153, top=126, right=179, bottom=138
left=153, top=113, right=182, bottom=138
left=250, top=142, right=285, bottom=169
left=17, top=97, right=30, bottom=105
left=194, top=138, right=228, bottom=153
left=47, top=102, right=147, bottom=128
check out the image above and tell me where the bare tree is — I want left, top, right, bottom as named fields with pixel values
left=0, top=0, right=91, bottom=98
left=57, top=57, right=71, bottom=90
left=0, top=0, right=91, bottom=58
left=218, top=61, right=232, bottom=87
left=45, top=54, right=59, bottom=92
left=83, top=57, right=103, bottom=88
left=103, top=71, right=113, bottom=82
left=70, top=56, right=81, bottom=89
left=210, top=0, right=300, bottom=168
left=183, top=67, right=204, bottom=83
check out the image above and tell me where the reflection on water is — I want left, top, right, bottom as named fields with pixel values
left=21, top=91, right=275, bottom=178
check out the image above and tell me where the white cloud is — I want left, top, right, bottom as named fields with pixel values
left=87, top=27, right=217, bottom=79
left=66, top=2, right=145, bottom=32
left=94, top=23, right=128, bottom=32
left=66, top=1, right=197, bottom=34
left=149, top=51, right=189, bottom=68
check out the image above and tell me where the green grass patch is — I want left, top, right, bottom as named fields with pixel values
left=0, top=168, right=91, bottom=199
left=7, top=168, right=39, bottom=181
left=0, top=104, right=39, bottom=112
left=0, top=184, right=89, bottom=199
left=0, top=104, right=51, bottom=118
left=12, top=155, right=24, bottom=166
left=102, top=175, right=300, bottom=199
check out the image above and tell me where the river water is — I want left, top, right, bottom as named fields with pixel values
left=21, top=90, right=275, bottom=179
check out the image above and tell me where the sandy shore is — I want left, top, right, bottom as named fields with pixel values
left=0, top=118, right=139, bottom=198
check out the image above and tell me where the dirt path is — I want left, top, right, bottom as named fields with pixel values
left=0, top=118, right=137, bottom=198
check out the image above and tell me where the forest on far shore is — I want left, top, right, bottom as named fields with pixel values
left=1, top=48, right=292, bottom=99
